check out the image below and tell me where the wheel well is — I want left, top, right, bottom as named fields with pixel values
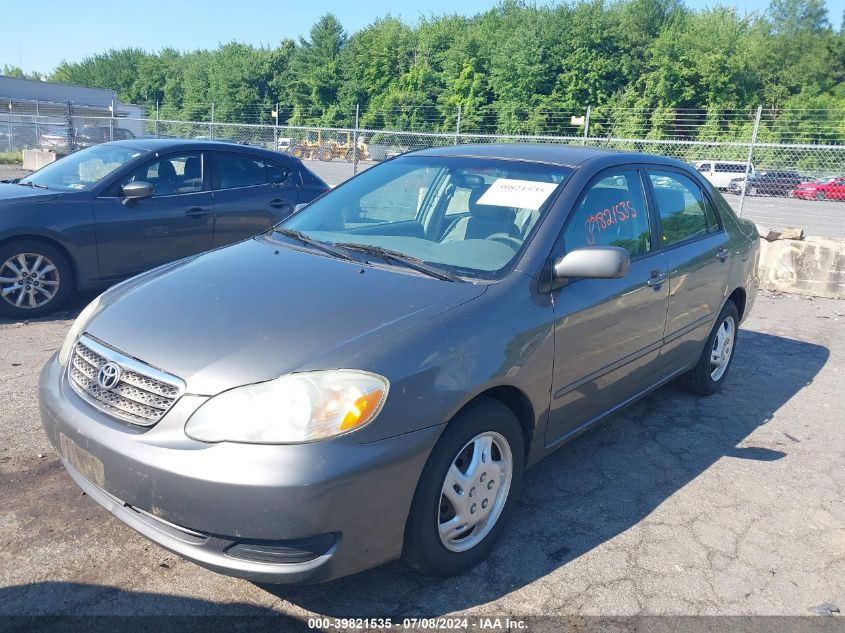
left=458, top=386, right=535, bottom=462
left=727, top=287, right=746, bottom=320
left=0, top=235, right=77, bottom=288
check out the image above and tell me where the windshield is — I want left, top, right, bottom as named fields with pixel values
left=25, top=144, right=146, bottom=191
left=281, top=155, right=571, bottom=279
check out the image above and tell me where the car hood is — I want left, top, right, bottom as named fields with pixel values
left=86, top=236, right=487, bottom=394
left=0, top=182, right=64, bottom=202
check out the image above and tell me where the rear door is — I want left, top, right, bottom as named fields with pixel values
left=93, top=151, right=214, bottom=279
left=645, top=168, right=731, bottom=370
left=547, top=168, right=670, bottom=445
left=210, top=152, right=301, bottom=247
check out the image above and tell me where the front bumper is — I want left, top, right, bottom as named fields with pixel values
left=39, top=354, right=442, bottom=583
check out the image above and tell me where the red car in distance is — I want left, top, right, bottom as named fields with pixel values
left=791, top=176, right=845, bottom=200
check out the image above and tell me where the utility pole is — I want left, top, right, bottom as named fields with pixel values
left=738, top=105, right=763, bottom=218
left=352, top=104, right=360, bottom=175
left=455, top=104, right=462, bottom=144
left=582, top=105, right=591, bottom=145
left=274, top=102, right=279, bottom=149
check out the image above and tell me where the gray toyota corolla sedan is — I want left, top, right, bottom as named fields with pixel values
left=39, top=144, right=759, bottom=583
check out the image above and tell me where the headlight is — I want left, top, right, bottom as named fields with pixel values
left=185, top=370, right=389, bottom=444
left=58, top=295, right=102, bottom=366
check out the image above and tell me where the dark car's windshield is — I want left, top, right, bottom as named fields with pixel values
left=24, top=144, right=146, bottom=191
left=280, top=155, right=572, bottom=279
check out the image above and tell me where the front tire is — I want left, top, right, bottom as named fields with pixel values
left=0, top=239, right=73, bottom=319
left=678, top=300, right=739, bottom=396
left=403, top=398, right=525, bottom=577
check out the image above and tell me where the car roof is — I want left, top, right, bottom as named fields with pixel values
left=109, top=138, right=282, bottom=156
left=410, top=143, right=689, bottom=170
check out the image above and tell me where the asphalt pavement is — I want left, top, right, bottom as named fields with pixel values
left=1, top=291, right=843, bottom=617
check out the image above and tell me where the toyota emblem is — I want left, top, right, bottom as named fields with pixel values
left=96, top=362, right=122, bottom=390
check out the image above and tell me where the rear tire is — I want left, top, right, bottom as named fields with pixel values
left=678, top=300, right=739, bottom=396
left=816, top=191, right=826, bottom=200
left=0, top=239, right=73, bottom=319
left=403, top=398, right=525, bottom=577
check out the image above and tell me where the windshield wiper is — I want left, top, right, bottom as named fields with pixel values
left=16, top=180, right=48, bottom=189
left=335, top=243, right=462, bottom=282
left=272, top=228, right=356, bottom=262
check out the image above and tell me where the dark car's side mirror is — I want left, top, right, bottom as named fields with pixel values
left=121, top=181, right=153, bottom=206
left=553, top=246, right=630, bottom=283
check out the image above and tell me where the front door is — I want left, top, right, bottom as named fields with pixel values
left=547, top=168, right=669, bottom=445
left=210, top=152, right=300, bottom=247
left=645, top=168, right=731, bottom=369
left=93, top=152, right=213, bottom=279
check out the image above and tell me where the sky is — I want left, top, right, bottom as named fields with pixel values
left=1, top=0, right=841, bottom=75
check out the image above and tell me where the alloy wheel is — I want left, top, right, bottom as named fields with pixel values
left=0, top=252, right=61, bottom=310
left=709, top=315, right=736, bottom=381
left=438, top=431, right=513, bottom=552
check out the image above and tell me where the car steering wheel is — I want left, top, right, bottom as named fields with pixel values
left=487, top=233, right=523, bottom=250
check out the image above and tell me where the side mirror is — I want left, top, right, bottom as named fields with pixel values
left=121, top=181, right=153, bottom=206
left=553, top=246, right=630, bottom=282
left=294, top=203, right=308, bottom=213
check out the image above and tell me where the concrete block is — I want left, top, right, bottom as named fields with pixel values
left=781, top=227, right=805, bottom=241
left=757, top=226, right=782, bottom=241
left=22, top=149, right=56, bottom=171
left=758, top=236, right=845, bottom=299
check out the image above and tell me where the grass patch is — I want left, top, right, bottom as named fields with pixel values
left=0, top=151, right=22, bottom=165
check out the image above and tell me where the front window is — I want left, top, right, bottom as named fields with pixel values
left=23, top=144, right=146, bottom=191
left=119, top=153, right=204, bottom=196
left=281, top=156, right=571, bottom=279
left=563, top=170, right=651, bottom=258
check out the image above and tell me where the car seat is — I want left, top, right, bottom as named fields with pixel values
left=442, top=186, right=521, bottom=242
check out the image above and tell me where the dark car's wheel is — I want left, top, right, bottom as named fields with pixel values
left=0, top=240, right=72, bottom=319
left=679, top=300, right=739, bottom=396
left=403, top=398, right=525, bottom=577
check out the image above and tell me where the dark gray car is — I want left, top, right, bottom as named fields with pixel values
left=39, top=144, right=759, bottom=583
left=0, top=140, right=329, bottom=318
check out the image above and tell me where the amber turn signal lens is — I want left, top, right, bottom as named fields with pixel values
left=341, top=389, right=385, bottom=430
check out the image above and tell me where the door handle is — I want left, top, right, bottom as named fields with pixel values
left=269, top=199, right=290, bottom=209
left=716, top=248, right=729, bottom=262
left=185, top=207, right=211, bottom=218
left=646, top=270, right=669, bottom=287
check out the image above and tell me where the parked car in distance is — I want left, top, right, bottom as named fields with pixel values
left=39, top=124, right=137, bottom=151
left=368, top=143, right=411, bottom=162
left=39, top=144, right=759, bottom=584
left=0, top=139, right=329, bottom=318
left=693, top=160, right=754, bottom=190
left=727, top=170, right=802, bottom=197
left=277, top=137, right=292, bottom=153
left=791, top=176, right=845, bottom=200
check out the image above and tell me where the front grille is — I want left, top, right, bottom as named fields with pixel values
left=68, top=334, right=185, bottom=427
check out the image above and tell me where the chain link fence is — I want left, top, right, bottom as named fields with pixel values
left=2, top=99, right=844, bottom=235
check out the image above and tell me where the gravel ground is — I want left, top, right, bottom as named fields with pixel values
left=0, top=290, right=843, bottom=618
